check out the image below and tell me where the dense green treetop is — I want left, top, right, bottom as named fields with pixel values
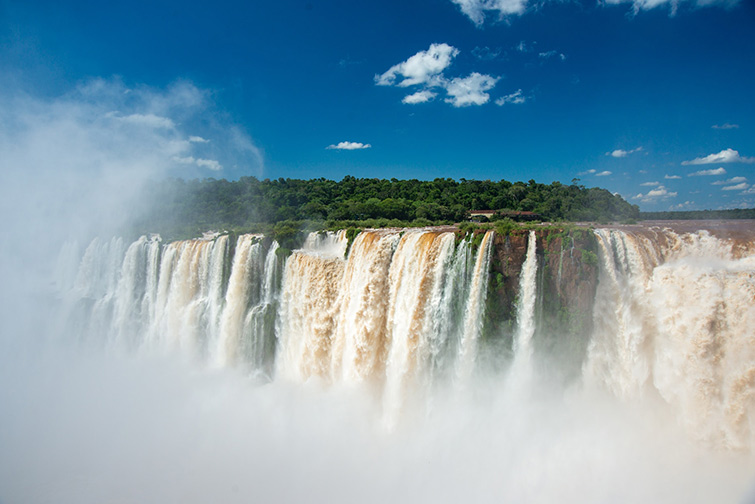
left=134, top=176, right=639, bottom=239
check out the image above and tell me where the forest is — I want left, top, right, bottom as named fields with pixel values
left=132, top=176, right=640, bottom=240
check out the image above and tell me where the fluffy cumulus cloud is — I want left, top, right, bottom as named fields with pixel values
left=688, top=167, right=727, bottom=176
left=671, top=201, right=695, bottom=210
left=495, top=89, right=526, bottom=105
left=640, top=181, right=660, bottom=186
left=375, top=43, right=458, bottom=88
left=682, top=148, right=755, bottom=165
left=326, top=141, right=372, bottom=150
left=721, top=182, right=750, bottom=191
left=712, top=123, right=739, bottom=130
left=402, top=90, right=437, bottom=104
left=712, top=176, right=747, bottom=185
left=633, top=185, right=677, bottom=202
left=444, top=73, right=500, bottom=107
left=607, top=147, right=643, bottom=158
left=576, top=169, right=611, bottom=177
left=376, top=44, right=500, bottom=107
left=665, top=174, right=682, bottom=179
left=450, top=0, right=528, bottom=26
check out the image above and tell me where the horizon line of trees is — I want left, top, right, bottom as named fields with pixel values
left=134, top=175, right=640, bottom=237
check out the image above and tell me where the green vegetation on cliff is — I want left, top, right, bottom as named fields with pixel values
left=134, top=176, right=638, bottom=239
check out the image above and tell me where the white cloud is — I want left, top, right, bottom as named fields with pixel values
left=721, top=182, right=749, bottom=191
left=189, top=135, right=209, bottom=143
left=682, top=148, right=755, bottom=165
left=578, top=169, right=597, bottom=175
left=602, top=0, right=741, bottom=14
left=450, top=0, right=528, bottom=26
left=640, top=181, right=660, bottom=186
left=712, top=123, right=739, bottom=130
left=375, top=43, right=458, bottom=88
left=671, top=201, right=695, bottom=210
left=173, top=156, right=223, bottom=171
left=196, top=158, right=222, bottom=171
left=688, top=167, right=727, bottom=176
left=376, top=45, right=499, bottom=108
left=402, top=90, right=437, bottom=104
left=607, top=147, right=643, bottom=158
left=633, top=185, right=677, bottom=202
left=495, top=89, right=526, bottom=105
left=326, top=141, right=372, bottom=150
left=665, top=174, right=682, bottom=179
left=712, top=176, right=747, bottom=185
left=596, top=171, right=612, bottom=177
left=444, top=73, right=499, bottom=107
left=516, top=40, right=530, bottom=53
left=538, top=50, right=566, bottom=61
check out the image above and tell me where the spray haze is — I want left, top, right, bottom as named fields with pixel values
left=1, top=84, right=754, bottom=503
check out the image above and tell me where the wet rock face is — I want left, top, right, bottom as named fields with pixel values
left=483, top=229, right=599, bottom=380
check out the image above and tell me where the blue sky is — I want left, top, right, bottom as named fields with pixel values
left=1, top=0, right=754, bottom=211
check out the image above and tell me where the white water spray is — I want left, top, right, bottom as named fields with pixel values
left=510, top=230, right=539, bottom=385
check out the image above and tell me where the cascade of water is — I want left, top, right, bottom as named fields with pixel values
left=331, top=231, right=400, bottom=383
left=202, top=235, right=229, bottom=353
left=214, top=235, right=264, bottom=367
left=139, top=237, right=162, bottom=339
left=56, top=225, right=755, bottom=451
left=82, top=237, right=126, bottom=344
left=431, top=237, right=471, bottom=375
left=585, top=227, right=755, bottom=450
left=381, top=231, right=458, bottom=424
left=456, top=230, right=495, bottom=382
left=301, top=230, right=348, bottom=258
left=141, top=238, right=220, bottom=355
left=511, top=230, right=538, bottom=375
left=276, top=249, right=346, bottom=381
left=584, top=229, right=656, bottom=399
left=242, top=240, right=281, bottom=374
left=110, top=235, right=157, bottom=349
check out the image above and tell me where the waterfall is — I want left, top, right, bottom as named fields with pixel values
left=276, top=229, right=477, bottom=390
left=55, top=224, right=755, bottom=451
left=510, top=230, right=538, bottom=382
left=456, top=230, right=495, bottom=382
left=382, top=230, right=457, bottom=422
left=584, top=227, right=755, bottom=450
left=332, top=231, right=400, bottom=383
left=215, top=235, right=265, bottom=367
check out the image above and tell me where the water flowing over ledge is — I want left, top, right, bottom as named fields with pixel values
left=53, top=224, right=755, bottom=451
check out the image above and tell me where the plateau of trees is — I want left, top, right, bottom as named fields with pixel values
left=134, top=176, right=639, bottom=239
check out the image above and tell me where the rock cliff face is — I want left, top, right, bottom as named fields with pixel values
left=482, top=229, right=599, bottom=380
